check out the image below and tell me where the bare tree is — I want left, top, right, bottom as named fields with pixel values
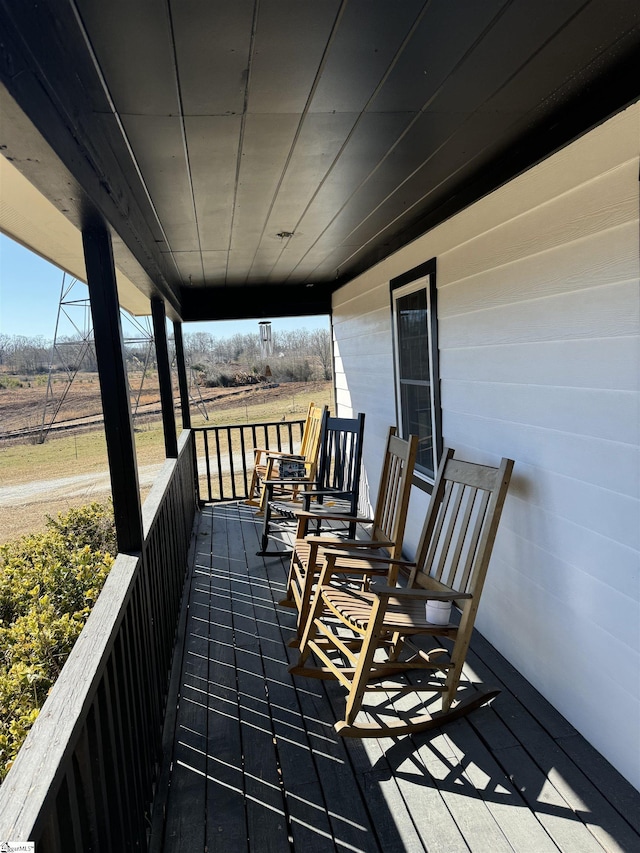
left=309, top=328, right=332, bottom=380
left=0, top=333, right=10, bottom=366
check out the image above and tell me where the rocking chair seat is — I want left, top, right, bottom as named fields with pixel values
left=321, top=586, right=461, bottom=634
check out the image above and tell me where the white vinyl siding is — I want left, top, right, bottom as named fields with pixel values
left=331, top=102, right=640, bottom=789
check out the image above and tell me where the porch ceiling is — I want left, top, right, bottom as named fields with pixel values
left=0, top=1, right=638, bottom=321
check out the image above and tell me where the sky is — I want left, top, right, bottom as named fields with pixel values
left=0, top=233, right=329, bottom=341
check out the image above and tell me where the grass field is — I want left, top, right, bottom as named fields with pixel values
left=0, top=381, right=333, bottom=542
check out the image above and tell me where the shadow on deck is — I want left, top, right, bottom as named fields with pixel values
left=152, top=502, right=640, bottom=853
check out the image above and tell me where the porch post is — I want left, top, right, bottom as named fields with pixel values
left=82, top=225, right=143, bottom=554
left=173, top=320, right=191, bottom=430
left=151, top=297, right=178, bottom=458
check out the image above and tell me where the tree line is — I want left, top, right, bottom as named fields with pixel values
left=0, top=326, right=332, bottom=383
left=183, top=327, right=332, bottom=384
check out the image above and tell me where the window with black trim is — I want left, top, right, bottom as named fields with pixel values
left=391, top=259, right=441, bottom=485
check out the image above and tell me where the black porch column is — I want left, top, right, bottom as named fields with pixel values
left=82, top=226, right=143, bottom=554
left=173, top=321, right=191, bottom=430
left=151, top=297, right=178, bottom=458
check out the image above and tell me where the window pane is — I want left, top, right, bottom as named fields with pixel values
left=400, top=381, right=434, bottom=477
left=397, top=290, right=429, bottom=382
left=391, top=263, right=440, bottom=485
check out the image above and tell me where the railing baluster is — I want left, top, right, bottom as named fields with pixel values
left=215, top=428, right=223, bottom=500
left=240, top=426, right=249, bottom=496
left=227, top=426, right=237, bottom=499
left=203, top=430, right=213, bottom=503
left=192, top=418, right=305, bottom=502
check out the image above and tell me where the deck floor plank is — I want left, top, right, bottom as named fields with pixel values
left=440, top=718, right=561, bottom=853
left=157, top=503, right=640, bottom=853
left=162, top=508, right=210, bottom=852
left=206, top=504, right=250, bottom=853
left=245, top=505, right=386, bottom=853
left=464, top=645, right=640, bottom=851
left=242, top=509, right=339, bottom=852
left=234, top=506, right=293, bottom=853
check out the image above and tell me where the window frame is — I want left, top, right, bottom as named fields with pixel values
left=390, top=258, right=442, bottom=491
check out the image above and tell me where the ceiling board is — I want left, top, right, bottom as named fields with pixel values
left=369, top=0, right=507, bottom=113
left=307, top=0, right=424, bottom=114
left=0, top=0, right=637, bottom=320
left=172, top=0, right=255, bottom=116
left=121, top=115, right=198, bottom=251
left=246, top=0, right=341, bottom=114
left=186, top=115, right=242, bottom=252
left=77, top=0, right=179, bottom=116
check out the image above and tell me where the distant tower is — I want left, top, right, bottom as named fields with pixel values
left=39, top=273, right=154, bottom=442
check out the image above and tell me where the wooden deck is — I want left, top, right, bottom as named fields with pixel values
left=152, top=502, right=640, bottom=853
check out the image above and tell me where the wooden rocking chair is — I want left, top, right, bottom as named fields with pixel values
left=257, top=412, right=366, bottom=556
left=290, top=448, right=514, bottom=737
left=280, top=427, right=418, bottom=641
left=245, top=402, right=328, bottom=511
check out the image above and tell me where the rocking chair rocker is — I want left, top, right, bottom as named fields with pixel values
left=290, top=448, right=514, bottom=738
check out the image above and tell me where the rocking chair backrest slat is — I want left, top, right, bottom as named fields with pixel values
left=456, top=488, right=491, bottom=592
left=300, top=405, right=327, bottom=476
left=433, top=481, right=465, bottom=583
left=371, top=429, right=418, bottom=556
left=419, top=474, right=454, bottom=585
left=444, top=483, right=476, bottom=588
left=412, top=451, right=514, bottom=601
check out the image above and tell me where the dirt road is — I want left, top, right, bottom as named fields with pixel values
left=0, top=462, right=166, bottom=507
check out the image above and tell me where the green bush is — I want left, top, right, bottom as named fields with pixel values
left=0, top=502, right=115, bottom=780
left=0, top=377, right=23, bottom=390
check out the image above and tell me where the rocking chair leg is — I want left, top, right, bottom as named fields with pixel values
left=343, top=598, right=387, bottom=725
left=295, top=586, right=325, bottom=667
left=297, top=562, right=316, bottom=634
left=279, top=556, right=297, bottom=608
left=387, top=631, right=405, bottom=663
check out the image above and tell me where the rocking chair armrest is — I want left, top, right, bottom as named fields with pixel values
left=369, top=581, right=472, bottom=600
left=264, top=451, right=305, bottom=462
left=323, top=550, right=415, bottom=567
left=305, top=536, right=394, bottom=549
left=321, top=564, right=391, bottom=576
left=300, top=487, right=352, bottom=497
left=264, top=476, right=313, bottom=486
left=253, top=446, right=295, bottom=456
left=294, top=509, right=374, bottom=524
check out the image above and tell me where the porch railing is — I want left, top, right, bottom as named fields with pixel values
left=0, top=430, right=198, bottom=849
left=193, top=418, right=306, bottom=502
